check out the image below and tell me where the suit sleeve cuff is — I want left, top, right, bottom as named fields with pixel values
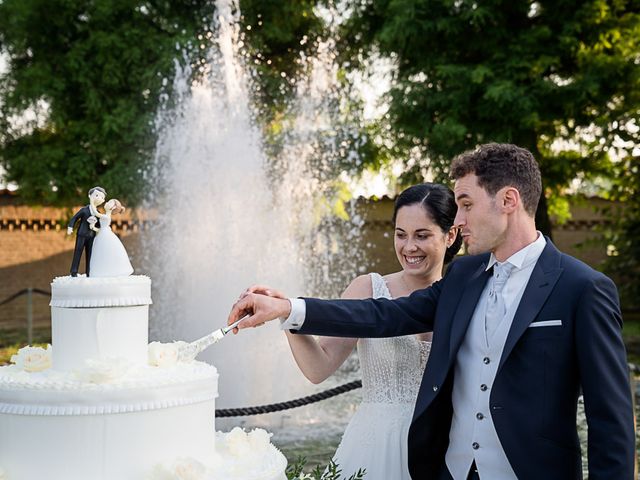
left=280, top=298, right=306, bottom=330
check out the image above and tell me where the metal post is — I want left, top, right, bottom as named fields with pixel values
left=26, top=287, right=33, bottom=345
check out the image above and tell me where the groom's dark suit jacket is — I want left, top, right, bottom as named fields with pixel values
left=298, top=240, right=635, bottom=479
left=68, top=205, right=98, bottom=237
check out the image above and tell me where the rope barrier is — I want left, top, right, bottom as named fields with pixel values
left=215, top=364, right=640, bottom=417
left=215, top=380, right=362, bottom=417
left=0, top=288, right=50, bottom=307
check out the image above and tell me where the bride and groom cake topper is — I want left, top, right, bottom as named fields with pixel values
left=66, top=186, right=241, bottom=361
left=67, top=186, right=133, bottom=278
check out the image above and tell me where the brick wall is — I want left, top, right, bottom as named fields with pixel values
left=0, top=197, right=615, bottom=335
left=0, top=203, right=148, bottom=333
left=355, top=196, right=615, bottom=276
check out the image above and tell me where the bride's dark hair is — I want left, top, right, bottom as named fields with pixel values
left=392, top=183, right=462, bottom=263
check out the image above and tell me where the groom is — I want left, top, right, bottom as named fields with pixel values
left=67, top=186, right=106, bottom=277
left=228, top=143, right=635, bottom=479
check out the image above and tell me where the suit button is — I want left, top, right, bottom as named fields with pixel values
left=480, top=384, right=488, bottom=391
left=483, top=357, right=490, bottom=364
left=472, top=442, right=480, bottom=450
left=476, top=412, right=484, bottom=420
left=432, top=385, right=439, bottom=392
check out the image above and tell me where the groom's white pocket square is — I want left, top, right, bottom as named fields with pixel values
left=528, top=319, right=563, bottom=328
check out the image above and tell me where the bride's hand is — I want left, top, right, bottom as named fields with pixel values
left=239, top=284, right=287, bottom=300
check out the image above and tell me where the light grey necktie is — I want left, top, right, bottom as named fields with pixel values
left=485, top=262, right=515, bottom=341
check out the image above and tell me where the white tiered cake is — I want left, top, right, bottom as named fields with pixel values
left=0, top=275, right=287, bottom=480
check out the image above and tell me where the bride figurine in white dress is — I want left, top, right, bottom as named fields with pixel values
left=88, top=198, right=134, bottom=277
left=246, top=183, right=461, bottom=479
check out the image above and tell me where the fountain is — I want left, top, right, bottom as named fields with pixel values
left=142, top=0, right=365, bottom=440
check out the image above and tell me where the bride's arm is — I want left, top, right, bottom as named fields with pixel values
left=282, top=275, right=372, bottom=384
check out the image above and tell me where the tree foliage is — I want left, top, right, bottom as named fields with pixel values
left=337, top=0, right=640, bottom=232
left=0, top=0, right=213, bottom=205
left=0, top=0, right=331, bottom=205
left=240, top=0, right=326, bottom=111
left=333, top=0, right=640, bottom=302
left=601, top=154, right=640, bottom=308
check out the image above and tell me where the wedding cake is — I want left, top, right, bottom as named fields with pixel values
left=0, top=274, right=287, bottom=480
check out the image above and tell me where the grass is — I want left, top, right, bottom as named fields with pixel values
left=0, top=326, right=51, bottom=365
left=279, top=437, right=342, bottom=472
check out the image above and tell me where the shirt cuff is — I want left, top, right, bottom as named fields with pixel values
left=280, top=298, right=306, bottom=330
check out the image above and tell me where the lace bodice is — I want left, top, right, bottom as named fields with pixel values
left=356, top=273, right=431, bottom=404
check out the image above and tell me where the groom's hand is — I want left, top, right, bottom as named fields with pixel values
left=227, top=292, right=292, bottom=333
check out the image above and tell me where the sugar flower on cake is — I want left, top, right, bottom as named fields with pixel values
left=247, top=428, right=273, bottom=453
left=10, top=345, right=52, bottom=372
left=147, top=457, right=208, bottom=480
left=224, top=427, right=255, bottom=458
left=148, top=341, right=187, bottom=368
left=74, top=358, right=131, bottom=384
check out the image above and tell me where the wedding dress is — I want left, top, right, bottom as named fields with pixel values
left=89, top=214, right=134, bottom=277
left=331, top=273, right=431, bottom=480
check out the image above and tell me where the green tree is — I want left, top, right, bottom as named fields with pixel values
left=336, top=0, right=640, bottom=236
left=0, top=0, right=332, bottom=205
left=602, top=154, right=640, bottom=309
left=0, top=0, right=212, bottom=205
left=240, top=0, right=326, bottom=113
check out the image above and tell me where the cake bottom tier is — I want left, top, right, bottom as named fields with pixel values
left=0, top=400, right=215, bottom=480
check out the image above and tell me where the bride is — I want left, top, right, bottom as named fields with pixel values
left=248, top=183, right=461, bottom=479
left=88, top=198, right=134, bottom=277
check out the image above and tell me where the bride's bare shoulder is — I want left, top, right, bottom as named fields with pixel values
left=341, top=273, right=374, bottom=299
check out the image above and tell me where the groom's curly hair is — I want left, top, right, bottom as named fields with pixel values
left=449, top=143, right=542, bottom=217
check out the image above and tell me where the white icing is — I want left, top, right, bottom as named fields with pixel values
left=73, top=357, right=132, bottom=384
left=0, top=361, right=218, bottom=415
left=50, top=275, right=152, bottom=308
left=149, top=429, right=287, bottom=480
left=0, top=399, right=216, bottom=480
left=51, top=305, right=149, bottom=371
left=212, top=428, right=287, bottom=480
left=148, top=341, right=186, bottom=368
left=148, top=457, right=208, bottom=480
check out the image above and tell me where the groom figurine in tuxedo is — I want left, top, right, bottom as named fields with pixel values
left=228, top=143, right=635, bottom=479
left=67, top=186, right=106, bottom=277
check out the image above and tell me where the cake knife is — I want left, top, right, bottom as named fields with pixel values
left=177, top=315, right=248, bottom=362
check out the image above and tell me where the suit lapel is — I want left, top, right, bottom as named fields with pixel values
left=498, top=241, right=563, bottom=371
left=448, top=261, right=492, bottom=360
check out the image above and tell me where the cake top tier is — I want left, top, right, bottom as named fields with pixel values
left=50, top=275, right=152, bottom=308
